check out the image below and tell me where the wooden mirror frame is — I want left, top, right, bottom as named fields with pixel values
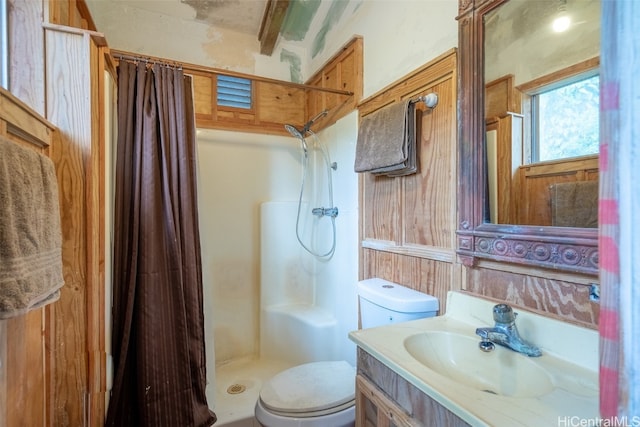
left=455, top=0, right=599, bottom=276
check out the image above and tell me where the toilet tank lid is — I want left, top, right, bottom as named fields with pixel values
left=357, top=278, right=439, bottom=313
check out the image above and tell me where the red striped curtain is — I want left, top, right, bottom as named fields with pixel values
left=599, top=0, right=639, bottom=419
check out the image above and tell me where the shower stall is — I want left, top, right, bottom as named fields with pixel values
left=196, top=112, right=359, bottom=426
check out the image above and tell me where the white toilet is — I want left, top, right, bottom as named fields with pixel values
left=254, top=278, right=439, bottom=427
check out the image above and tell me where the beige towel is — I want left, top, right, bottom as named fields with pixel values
left=0, top=136, right=64, bottom=319
left=550, top=180, right=598, bottom=228
left=354, top=100, right=417, bottom=176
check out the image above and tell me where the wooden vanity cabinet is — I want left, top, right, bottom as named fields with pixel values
left=355, top=348, right=471, bottom=427
left=357, top=374, right=420, bottom=427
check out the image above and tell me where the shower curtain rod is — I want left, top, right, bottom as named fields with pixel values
left=110, top=49, right=355, bottom=97
left=113, top=52, right=182, bottom=69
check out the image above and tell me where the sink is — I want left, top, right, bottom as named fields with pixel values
left=350, top=291, right=600, bottom=426
left=403, top=331, right=555, bottom=398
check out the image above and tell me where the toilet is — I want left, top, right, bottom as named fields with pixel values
left=254, top=278, right=439, bottom=427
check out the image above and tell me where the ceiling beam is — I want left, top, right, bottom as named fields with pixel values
left=258, top=0, right=290, bottom=56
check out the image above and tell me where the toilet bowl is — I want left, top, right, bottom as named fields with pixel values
left=255, top=278, right=439, bottom=427
left=254, top=361, right=356, bottom=427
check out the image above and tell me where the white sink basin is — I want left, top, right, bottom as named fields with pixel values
left=403, top=331, right=554, bottom=398
left=349, top=291, right=599, bottom=427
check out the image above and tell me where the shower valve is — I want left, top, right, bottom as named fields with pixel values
left=312, top=207, right=339, bottom=218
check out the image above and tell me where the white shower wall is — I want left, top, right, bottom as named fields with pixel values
left=196, top=110, right=359, bottom=381
left=259, top=201, right=340, bottom=365
left=197, top=130, right=301, bottom=366
left=310, top=112, right=360, bottom=366
left=259, top=112, right=360, bottom=368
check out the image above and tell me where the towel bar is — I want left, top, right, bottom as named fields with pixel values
left=410, top=93, right=438, bottom=109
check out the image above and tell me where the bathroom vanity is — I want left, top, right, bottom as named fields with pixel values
left=349, top=291, right=599, bottom=427
left=356, top=349, right=470, bottom=427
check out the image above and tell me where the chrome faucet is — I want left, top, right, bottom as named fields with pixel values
left=475, top=304, right=542, bottom=357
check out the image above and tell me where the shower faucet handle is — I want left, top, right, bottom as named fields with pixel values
left=312, top=207, right=339, bottom=218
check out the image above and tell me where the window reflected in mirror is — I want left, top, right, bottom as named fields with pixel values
left=533, top=74, right=599, bottom=162
left=483, top=0, right=600, bottom=228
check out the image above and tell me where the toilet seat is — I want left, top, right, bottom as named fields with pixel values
left=259, top=360, right=355, bottom=417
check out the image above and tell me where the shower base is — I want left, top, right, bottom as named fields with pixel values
left=212, top=357, right=295, bottom=426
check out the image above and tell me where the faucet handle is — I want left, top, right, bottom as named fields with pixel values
left=492, top=304, right=516, bottom=323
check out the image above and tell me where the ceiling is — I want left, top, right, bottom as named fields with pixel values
left=178, top=0, right=297, bottom=55
left=87, top=0, right=354, bottom=60
left=180, top=0, right=269, bottom=34
left=86, top=0, right=350, bottom=61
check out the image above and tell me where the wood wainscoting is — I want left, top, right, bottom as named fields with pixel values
left=358, top=49, right=461, bottom=314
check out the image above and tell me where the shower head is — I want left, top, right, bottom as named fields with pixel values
left=285, top=124, right=308, bottom=155
left=285, top=124, right=304, bottom=139
left=285, top=109, right=330, bottom=138
left=284, top=109, right=329, bottom=156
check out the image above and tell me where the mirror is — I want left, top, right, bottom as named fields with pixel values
left=483, top=0, right=600, bottom=228
left=456, top=0, right=599, bottom=275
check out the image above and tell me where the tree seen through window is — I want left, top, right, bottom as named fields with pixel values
left=536, top=75, right=599, bottom=162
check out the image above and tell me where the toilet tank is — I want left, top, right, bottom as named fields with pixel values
left=358, top=278, right=439, bottom=328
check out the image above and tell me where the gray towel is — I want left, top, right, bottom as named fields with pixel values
left=550, top=180, right=598, bottom=228
left=354, top=100, right=417, bottom=176
left=0, top=136, right=64, bottom=318
left=376, top=105, right=417, bottom=177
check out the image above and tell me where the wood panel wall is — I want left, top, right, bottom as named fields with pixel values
left=0, top=88, right=57, bottom=427
left=8, top=0, right=96, bottom=108
left=8, top=0, right=46, bottom=116
left=47, top=0, right=97, bottom=31
left=183, top=37, right=362, bottom=135
left=192, top=72, right=308, bottom=135
left=8, top=2, right=111, bottom=423
left=7, top=0, right=113, bottom=426
left=8, top=0, right=95, bottom=114
left=358, top=49, right=460, bottom=313
left=44, top=24, right=109, bottom=426
left=465, top=260, right=599, bottom=329
left=306, top=37, right=363, bottom=131
left=357, top=47, right=598, bottom=331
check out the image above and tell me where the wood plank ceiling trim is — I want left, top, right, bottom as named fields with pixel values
left=258, top=0, right=290, bottom=56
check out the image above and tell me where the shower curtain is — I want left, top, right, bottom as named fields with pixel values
left=106, top=61, right=216, bottom=427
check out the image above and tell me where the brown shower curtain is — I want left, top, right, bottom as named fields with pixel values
left=106, top=61, right=216, bottom=427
